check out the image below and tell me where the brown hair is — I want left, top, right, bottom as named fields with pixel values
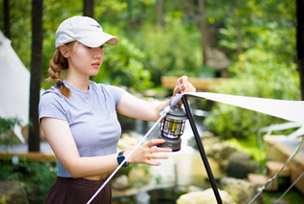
left=46, top=42, right=77, bottom=98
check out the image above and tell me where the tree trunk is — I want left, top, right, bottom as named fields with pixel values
left=83, top=0, right=94, bottom=18
left=233, top=12, right=243, bottom=56
left=183, top=0, right=193, bottom=24
left=297, top=0, right=304, bottom=100
left=83, top=0, right=95, bottom=81
left=3, top=0, right=11, bottom=39
left=235, top=27, right=243, bottom=55
left=157, top=0, right=163, bottom=28
left=28, top=0, right=43, bottom=152
left=198, top=0, right=208, bottom=66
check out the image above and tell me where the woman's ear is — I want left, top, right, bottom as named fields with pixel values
left=59, top=44, right=70, bottom=58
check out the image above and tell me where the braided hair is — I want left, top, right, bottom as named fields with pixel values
left=46, top=42, right=77, bottom=98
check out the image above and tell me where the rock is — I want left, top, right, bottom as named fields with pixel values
left=218, top=145, right=238, bottom=171
left=0, top=180, right=29, bottom=204
left=206, top=47, right=231, bottom=70
left=226, top=152, right=257, bottom=178
left=220, top=177, right=262, bottom=204
left=202, top=139, right=237, bottom=172
left=136, top=191, right=150, bottom=204
left=220, top=145, right=237, bottom=160
left=176, top=188, right=236, bottom=204
left=128, top=167, right=149, bottom=187
left=111, top=175, right=130, bottom=190
left=118, top=133, right=139, bottom=150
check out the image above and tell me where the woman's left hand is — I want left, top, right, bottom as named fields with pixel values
left=173, top=76, right=196, bottom=96
left=125, top=139, right=172, bottom=166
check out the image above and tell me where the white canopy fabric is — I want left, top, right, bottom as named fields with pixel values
left=172, top=92, right=304, bottom=124
left=0, top=31, right=29, bottom=143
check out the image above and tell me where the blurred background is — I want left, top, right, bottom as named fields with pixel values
left=0, top=0, right=303, bottom=203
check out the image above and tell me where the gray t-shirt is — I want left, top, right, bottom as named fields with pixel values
left=39, top=80, right=125, bottom=177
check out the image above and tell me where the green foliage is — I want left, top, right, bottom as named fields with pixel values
left=204, top=48, right=300, bottom=140
left=0, top=118, right=20, bottom=135
left=94, top=26, right=153, bottom=90
left=225, top=136, right=267, bottom=162
left=134, top=19, right=203, bottom=85
left=0, top=158, right=57, bottom=204
left=42, top=0, right=83, bottom=79
left=218, top=0, right=296, bottom=60
left=1, top=1, right=303, bottom=202
left=0, top=118, right=53, bottom=203
left=0, top=0, right=32, bottom=69
left=1, top=0, right=301, bottom=138
left=0, top=118, right=21, bottom=146
left=2, top=0, right=299, bottom=92
left=203, top=0, right=300, bottom=140
left=264, top=190, right=304, bottom=204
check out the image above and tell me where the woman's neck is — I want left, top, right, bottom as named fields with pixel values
left=65, top=76, right=90, bottom=91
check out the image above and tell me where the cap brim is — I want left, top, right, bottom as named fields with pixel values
left=78, top=32, right=118, bottom=47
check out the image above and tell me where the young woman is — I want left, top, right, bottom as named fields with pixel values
left=39, top=16, right=196, bottom=204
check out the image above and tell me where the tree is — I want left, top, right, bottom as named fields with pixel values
left=28, top=0, right=43, bottom=152
left=198, top=0, right=208, bottom=66
left=297, top=0, right=304, bottom=100
left=83, top=0, right=94, bottom=18
left=3, top=0, right=10, bottom=39
left=157, top=0, right=163, bottom=27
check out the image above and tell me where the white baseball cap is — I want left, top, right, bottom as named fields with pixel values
left=55, top=16, right=118, bottom=48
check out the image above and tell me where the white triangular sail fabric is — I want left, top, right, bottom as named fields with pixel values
left=172, top=92, right=304, bottom=124
left=174, top=91, right=304, bottom=153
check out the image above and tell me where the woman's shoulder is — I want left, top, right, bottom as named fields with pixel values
left=40, top=86, right=64, bottom=103
left=39, top=86, right=67, bottom=120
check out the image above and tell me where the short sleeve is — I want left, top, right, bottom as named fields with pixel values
left=105, top=85, right=125, bottom=108
left=39, top=91, right=67, bottom=122
left=98, top=84, right=126, bottom=108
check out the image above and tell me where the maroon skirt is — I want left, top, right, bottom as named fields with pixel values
left=44, top=177, right=112, bottom=204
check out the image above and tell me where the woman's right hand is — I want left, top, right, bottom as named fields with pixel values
left=125, top=139, right=172, bottom=166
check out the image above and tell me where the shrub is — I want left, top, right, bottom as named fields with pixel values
left=133, top=19, right=203, bottom=85
left=0, top=118, right=21, bottom=146
left=0, top=158, right=57, bottom=204
left=94, top=26, right=153, bottom=91
left=204, top=48, right=300, bottom=140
